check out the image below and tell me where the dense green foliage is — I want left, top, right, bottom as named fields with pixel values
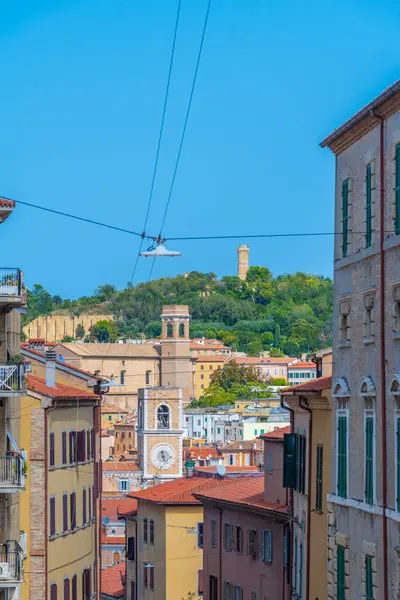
left=191, top=360, right=272, bottom=408
left=23, top=267, right=332, bottom=354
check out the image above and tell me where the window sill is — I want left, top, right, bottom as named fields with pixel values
left=393, top=332, right=400, bottom=341
left=49, top=518, right=95, bottom=540
left=363, top=336, right=375, bottom=346
left=327, top=494, right=383, bottom=516
left=385, top=508, right=400, bottom=523
left=338, top=340, right=351, bottom=349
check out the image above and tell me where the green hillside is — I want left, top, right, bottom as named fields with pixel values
left=23, top=267, right=333, bottom=356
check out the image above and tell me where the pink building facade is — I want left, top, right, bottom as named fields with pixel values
left=195, top=429, right=291, bottom=600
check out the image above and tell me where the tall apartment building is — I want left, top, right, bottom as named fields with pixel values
left=321, top=81, right=400, bottom=599
left=0, top=198, right=26, bottom=600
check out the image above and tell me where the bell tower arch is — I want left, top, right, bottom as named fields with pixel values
left=160, top=305, right=192, bottom=404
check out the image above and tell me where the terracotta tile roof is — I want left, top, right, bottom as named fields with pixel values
left=21, top=344, right=100, bottom=380
left=116, top=497, right=138, bottom=518
left=195, top=355, right=228, bottom=363
left=102, top=498, right=137, bottom=521
left=101, top=431, right=114, bottom=437
left=101, top=529, right=126, bottom=545
left=259, top=425, right=291, bottom=439
left=194, top=466, right=259, bottom=473
left=102, top=404, right=129, bottom=414
left=184, top=447, right=220, bottom=460
left=219, top=439, right=263, bottom=452
left=26, top=374, right=99, bottom=401
left=101, top=562, right=125, bottom=598
left=60, top=342, right=160, bottom=358
left=194, top=477, right=287, bottom=513
left=288, top=361, right=316, bottom=369
left=102, top=461, right=140, bottom=472
left=281, top=375, right=332, bottom=394
left=129, top=477, right=238, bottom=505
left=0, top=198, right=15, bottom=208
left=229, top=356, right=295, bottom=366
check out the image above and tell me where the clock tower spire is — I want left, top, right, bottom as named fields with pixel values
left=137, top=386, right=184, bottom=482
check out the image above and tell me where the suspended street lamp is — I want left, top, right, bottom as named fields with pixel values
left=140, top=238, right=181, bottom=257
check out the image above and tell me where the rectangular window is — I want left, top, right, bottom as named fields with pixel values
left=62, top=431, right=67, bottom=465
left=211, top=520, right=217, bottom=547
left=224, top=581, right=232, bottom=600
left=70, top=492, right=76, bottom=530
left=64, top=578, right=70, bottom=600
left=143, top=565, right=148, bottom=588
left=365, top=555, right=374, bottom=600
left=224, top=522, right=232, bottom=551
left=77, top=430, right=86, bottom=463
left=86, top=430, right=91, bottom=462
left=295, top=434, right=306, bottom=493
left=366, top=163, right=373, bottom=247
left=267, top=451, right=273, bottom=473
left=72, top=575, right=77, bottom=600
left=69, top=431, right=76, bottom=463
left=62, top=494, right=68, bottom=532
left=234, top=526, right=242, bottom=553
left=209, top=576, right=218, bottom=600
left=284, top=527, right=291, bottom=583
left=120, top=371, right=125, bottom=385
left=234, top=585, right=243, bottom=600
left=145, top=370, right=151, bottom=385
left=261, top=529, right=273, bottom=563
left=131, top=582, right=136, bottom=600
left=149, top=566, right=154, bottom=590
left=88, top=487, right=92, bottom=522
left=337, top=545, right=346, bottom=600
left=197, top=522, right=204, bottom=548
left=50, top=497, right=56, bottom=536
left=396, top=143, right=400, bottom=235
left=143, top=518, right=148, bottom=543
left=283, top=433, right=296, bottom=488
left=365, top=413, right=374, bottom=505
left=50, top=584, right=57, bottom=600
left=254, top=429, right=258, bottom=436
left=118, top=479, right=129, bottom=492
left=337, top=415, right=348, bottom=498
left=247, top=530, right=257, bottom=559
left=82, top=488, right=87, bottom=525
left=228, top=454, right=234, bottom=465
left=197, top=569, right=204, bottom=595
left=50, top=432, right=55, bottom=467
left=315, top=444, right=323, bottom=512
left=251, top=594, right=257, bottom=600
left=150, top=519, right=155, bottom=545
left=127, top=536, right=135, bottom=561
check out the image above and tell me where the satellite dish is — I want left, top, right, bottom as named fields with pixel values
left=216, top=464, right=226, bottom=477
left=140, top=244, right=181, bottom=257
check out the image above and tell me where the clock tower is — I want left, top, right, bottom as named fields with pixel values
left=137, top=386, right=184, bottom=482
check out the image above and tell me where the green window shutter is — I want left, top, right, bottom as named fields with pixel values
left=365, top=416, right=374, bottom=504
left=337, top=417, right=347, bottom=498
left=300, top=435, right=306, bottom=494
left=295, top=433, right=301, bottom=491
left=365, top=555, right=373, bottom=600
left=316, top=444, right=323, bottom=512
left=342, top=179, right=349, bottom=257
left=283, top=433, right=296, bottom=488
left=397, top=417, right=400, bottom=512
left=366, top=164, right=372, bottom=247
left=396, top=144, right=400, bottom=235
left=337, top=545, right=346, bottom=600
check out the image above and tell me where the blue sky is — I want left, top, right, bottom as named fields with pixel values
left=1, top=0, right=399, bottom=298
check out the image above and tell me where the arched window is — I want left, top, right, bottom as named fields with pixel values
left=167, top=322, right=173, bottom=338
left=157, top=405, right=170, bottom=429
left=179, top=323, right=185, bottom=337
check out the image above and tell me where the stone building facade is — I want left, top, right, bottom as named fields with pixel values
left=321, top=81, right=400, bottom=600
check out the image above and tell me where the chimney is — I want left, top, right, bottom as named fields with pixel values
left=45, top=349, right=57, bottom=388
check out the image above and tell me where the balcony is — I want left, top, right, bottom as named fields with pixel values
left=0, top=541, right=23, bottom=586
left=0, top=456, right=25, bottom=493
left=0, top=269, right=25, bottom=308
left=0, top=365, right=24, bottom=397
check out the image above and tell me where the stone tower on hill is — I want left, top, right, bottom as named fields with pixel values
left=237, top=244, right=249, bottom=280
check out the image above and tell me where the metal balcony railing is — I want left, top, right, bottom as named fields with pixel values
left=0, top=365, right=24, bottom=395
left=0, top=541, right=23, bottom=583
left=0, top=456, right=24, bottom=489
left=0, top=269, right=22, bottom=297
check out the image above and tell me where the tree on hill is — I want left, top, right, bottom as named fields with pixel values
left=75, top=324, right=85, bottom=339
left=89, top=320, right=118, bottom=343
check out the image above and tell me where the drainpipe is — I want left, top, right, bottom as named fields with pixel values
left=298, top=397, right=311, bottom=600
left=280, top=394, right=294, bottom=595
left=371, top=108, right=388, bottom=600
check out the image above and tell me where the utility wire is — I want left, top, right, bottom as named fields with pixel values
left=148, top=0, right=213, bottom=283
left=130, top=0, right=182, bottom=284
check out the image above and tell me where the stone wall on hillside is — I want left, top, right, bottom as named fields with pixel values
left=23, top=313, right=114, bottom=342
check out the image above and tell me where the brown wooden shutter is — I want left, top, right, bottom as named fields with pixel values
left=72, top=575, right=77, bottom=600
left=82, top=488, right=87, bottom=525
left=50, top=497, right=56, bottom=536
left=49, top=433, right=55, bottom=467
left=50, top=583, right=57, bottom=600
left=62, top=431, right=67, bottom=465
left=88, top=487, right=92, bottom=522
left=70, top=492, right=76, bottom=530
left=63, top=578, right=70, bottom=600
left=198, top=570, right=204, bottom=594
left=62, top=494, right=68, bottom=532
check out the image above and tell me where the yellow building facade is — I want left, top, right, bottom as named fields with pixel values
left=194, top=355, right=226, bottom=398
left=19, top=348, right=102, bottom=600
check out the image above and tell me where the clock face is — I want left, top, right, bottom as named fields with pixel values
left=151, top=444, right=176, bottom=469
